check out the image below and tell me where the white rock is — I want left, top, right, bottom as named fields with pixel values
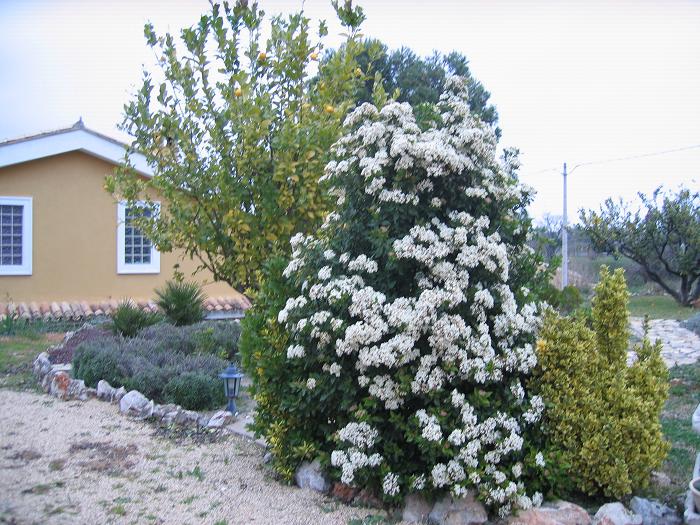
left=112, top=386, right=127, bottom=403
left=508, top=500, right=591, bottom=525
left=593, top=502, right=642, bottom=525
left=96, top=379, right=116, bottom=401
left=207, top=410, right=234, bottom=429
left=403, top=493, right=432, bottom=523
left=160, top=406, right=181, bottom=425
left=692, top=403, right=700, bottom=435
left=67, top=379, right=88, bottom=401
left=119, top=390, right=153, bottom=418
left=629, top=496, right=681, bottom=525
left=47, top=371, right=71, bottom=399
left=174, top=409, right=199, bottom=426
left=428, top=492, right=487, bottom=525
left=294, top=459, right=330, bottom=494
left=32, top=352, right=51, bottom=379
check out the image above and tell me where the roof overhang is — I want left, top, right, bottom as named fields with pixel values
left=0, top=126, right=153, bottom=177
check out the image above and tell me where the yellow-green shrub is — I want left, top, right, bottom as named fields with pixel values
left=532, top=266, right=669, bottom=498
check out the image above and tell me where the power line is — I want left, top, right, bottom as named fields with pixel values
left=569, top=143, right=700, bottom=173
left=523, top=143, right=700, bottom=178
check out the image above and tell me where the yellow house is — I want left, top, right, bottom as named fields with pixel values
left=0, top=120, right=249, bottom=320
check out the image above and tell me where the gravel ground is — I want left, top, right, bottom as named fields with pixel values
left=0, top=390, right=392, bottom=525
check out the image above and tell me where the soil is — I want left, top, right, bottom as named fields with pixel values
left=0, top=389, right=395, bottom=524
left=47, top=327, right=113, bottom=364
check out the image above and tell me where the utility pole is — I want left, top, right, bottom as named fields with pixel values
left=561, top=162, right=568, bottom=289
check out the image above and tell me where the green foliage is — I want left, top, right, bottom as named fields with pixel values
left=532, top=266, right=669, bottom=498
left=581, top=186, right=700, bottom=306
left=330, top=41, right=500, bottom=136
left=111, top=301, right=161, bottom=338
left=163, top=372, right=225, bottom=411
left=628, top=295, right=694, bottom=321
left=541, top=285, right=583, bottom=315
left=109, top=1, right=367, bottom=294
left=239, top=256, right=301, bottom=481
left=72, top=322, right=231, bottom=410
left=72, top=338, right=124, bottom=388
left=155, top=280, right=206, bottom=326
left=592, top=266, right=630, bottom=365
left=1, top=314, right=16, bottom=336
left=139, top=320, right=242, bottom=360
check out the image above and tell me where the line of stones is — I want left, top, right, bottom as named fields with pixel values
left=32, top=351, right=239, bottom=432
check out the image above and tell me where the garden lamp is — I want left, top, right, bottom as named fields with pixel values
left=219, top=364, right=244, bottom=414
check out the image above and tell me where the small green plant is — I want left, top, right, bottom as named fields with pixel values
left=0, top=314, right=16, bottom=336
left=111, top=300, right=161, bottom=337
left=155, top=281, right=206, bottom=326
left=72, top=340, right=124, bottom=387
left=532, top=266, right=669, bottom=498
left=163, top=372, right=225, bottom=411
left=110, top=504, right=127, bottom=516
left=186, top=465, right=205, bottom=481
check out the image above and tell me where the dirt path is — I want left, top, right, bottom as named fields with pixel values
left=0, top=390, right=388, bottom=525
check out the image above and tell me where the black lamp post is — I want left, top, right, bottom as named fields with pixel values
left=219, top=364, right=244, bottom=414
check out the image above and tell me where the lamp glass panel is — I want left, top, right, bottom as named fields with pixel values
left=227, top=377, right=238, bottom=396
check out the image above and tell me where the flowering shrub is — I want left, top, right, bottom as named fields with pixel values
left=241, top=77, right=549, bottom=515
left=532, top=267, right=669, bottom=498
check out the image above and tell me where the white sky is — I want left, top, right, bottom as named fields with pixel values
left=1, top=0, right=699, bottom=220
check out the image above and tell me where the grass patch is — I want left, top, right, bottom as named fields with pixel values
left=640, top=360, right=700, bottom=509
left=0, top=333, right=60, bottom=390
left=110, top=504, right=127, bottom=516
left=48, top=458, right=66, bottom=471
left=187, top=465, right=205, bottom=481
left=627, top=295, right=694, bottom=320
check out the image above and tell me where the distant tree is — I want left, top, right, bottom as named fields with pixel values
left=107, top=1, right=366, bottom=295
left=532, top=214, right=562, bottom=261
left=580, top=187, right=700, bottom=306
left=322, top=40, right=500, bottom=136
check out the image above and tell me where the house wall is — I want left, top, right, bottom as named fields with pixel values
left=0, top=151, right=236, bottom=303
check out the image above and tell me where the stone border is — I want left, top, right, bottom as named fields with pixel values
left=32, top=332, right=265, bottom=449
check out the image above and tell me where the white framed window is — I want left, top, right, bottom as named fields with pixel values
left=0, top=196, right=32, bottom=276
left=117, top=201, right=160, bottom=274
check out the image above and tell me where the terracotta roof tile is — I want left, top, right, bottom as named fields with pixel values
left=0, top=294, right=250, bottom=322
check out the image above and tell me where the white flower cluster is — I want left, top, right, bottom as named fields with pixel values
left=331, top=422, right=383, bottom=485
left=279, top=76, right=545, bottom=513
left=416, top=409, right=443, bottom=442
